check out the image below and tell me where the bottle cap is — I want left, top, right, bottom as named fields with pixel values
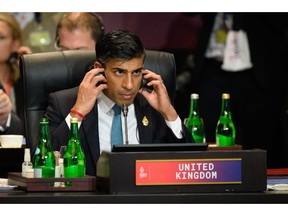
left=24, top=148, right=31, bottom=162
left=222, top=93, right=230, bottom=99
left=71, top=117, right=78, bottom=123
left=40, top=117, right=48, bottom=124
left=191, top=93, right=199, bottom=99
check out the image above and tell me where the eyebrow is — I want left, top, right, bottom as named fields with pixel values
left=112, top=66, right=144, bottom=73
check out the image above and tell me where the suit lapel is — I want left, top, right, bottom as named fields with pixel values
left=135, top=94, right=154, bottom=143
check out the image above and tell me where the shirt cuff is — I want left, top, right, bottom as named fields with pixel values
left=0, top=113, right=11, bottom=132
left=165, top=116, right=183, bottom=139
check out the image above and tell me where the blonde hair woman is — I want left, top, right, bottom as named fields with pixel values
left=0, top=13, right=31, bottom=135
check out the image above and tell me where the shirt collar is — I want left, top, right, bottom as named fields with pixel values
left=97, top=92, right=115, bottom=114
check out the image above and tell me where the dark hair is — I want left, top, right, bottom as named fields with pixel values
left=96, top=29, right=146, bottom=65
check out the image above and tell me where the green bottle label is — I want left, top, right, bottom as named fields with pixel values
left=216, top=134, right=235, bottom=147
left=64, top=165, right=79, bottom=178
left=186, top=117, right=205, bottom=143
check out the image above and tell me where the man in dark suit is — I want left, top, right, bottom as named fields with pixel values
left=46, top=29, right=193, bottom=176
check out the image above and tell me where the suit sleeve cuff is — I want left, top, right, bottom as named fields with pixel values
left=0, top=113, right=11, bottom=132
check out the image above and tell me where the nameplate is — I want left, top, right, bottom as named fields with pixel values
left=135, top=158, right=242, bottom=185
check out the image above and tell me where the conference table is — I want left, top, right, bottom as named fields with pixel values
left=1, top=146, right=288, bottom=204
left=1, top=188, right=288, bottom=203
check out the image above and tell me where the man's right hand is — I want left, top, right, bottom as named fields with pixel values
left=71, top=68, right=107, bottom=119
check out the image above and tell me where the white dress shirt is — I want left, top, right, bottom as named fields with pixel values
left=66, top=92, right=183, bottom=154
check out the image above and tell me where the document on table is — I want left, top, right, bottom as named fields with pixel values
left=267, top=176, right=288, bottom=191
left=0, top=178, right=17, bottom=191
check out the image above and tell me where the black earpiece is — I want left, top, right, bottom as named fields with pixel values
left=140, top=76, right=153, bottom=92
left=96, top=71, right=106, bottom=87
left=141, top=76, right=147, bottom=89
left=89, top=12, right=105, bottom=39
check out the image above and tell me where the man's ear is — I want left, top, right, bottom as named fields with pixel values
left=94, top=61, right=102, bottom=68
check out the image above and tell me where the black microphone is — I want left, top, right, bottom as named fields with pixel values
left=121, top=104, right=129, bottom=145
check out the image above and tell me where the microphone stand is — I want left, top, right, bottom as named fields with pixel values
left=122, top=104, right=129, bottom=145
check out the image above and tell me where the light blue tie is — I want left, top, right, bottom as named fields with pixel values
left=111, top=105, right=123, bottom=147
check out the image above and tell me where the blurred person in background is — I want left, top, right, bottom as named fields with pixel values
left=0, top=13, right=31, bottom=135
left=18, top=12, right=61, bottom=53
left=54, top=12, right=105, bottom=51
left=189, top=13, right=288, bottom=168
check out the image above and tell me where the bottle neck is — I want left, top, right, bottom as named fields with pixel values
left=188, top=98, right=200, bottom=118
left=66, top=122, right=80, bottom=155
left=69, top=122, right=79, bottom=140
left=40, top=123, right=49, bottom=137
left=221, top=99, right=231, bottom=117
left=39, top=123, right=52, bottom=151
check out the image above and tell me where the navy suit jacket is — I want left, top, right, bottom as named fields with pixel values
left=46, top=87, right=193, bottom=176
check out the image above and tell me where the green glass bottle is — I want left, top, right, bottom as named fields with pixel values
left=185, top=93, right=206, bottom=143
left=33, top=117, right=56, bottom=178
left=63, top=117, right=86, bottom=183
left=216, top=93, right=236, bottom=146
